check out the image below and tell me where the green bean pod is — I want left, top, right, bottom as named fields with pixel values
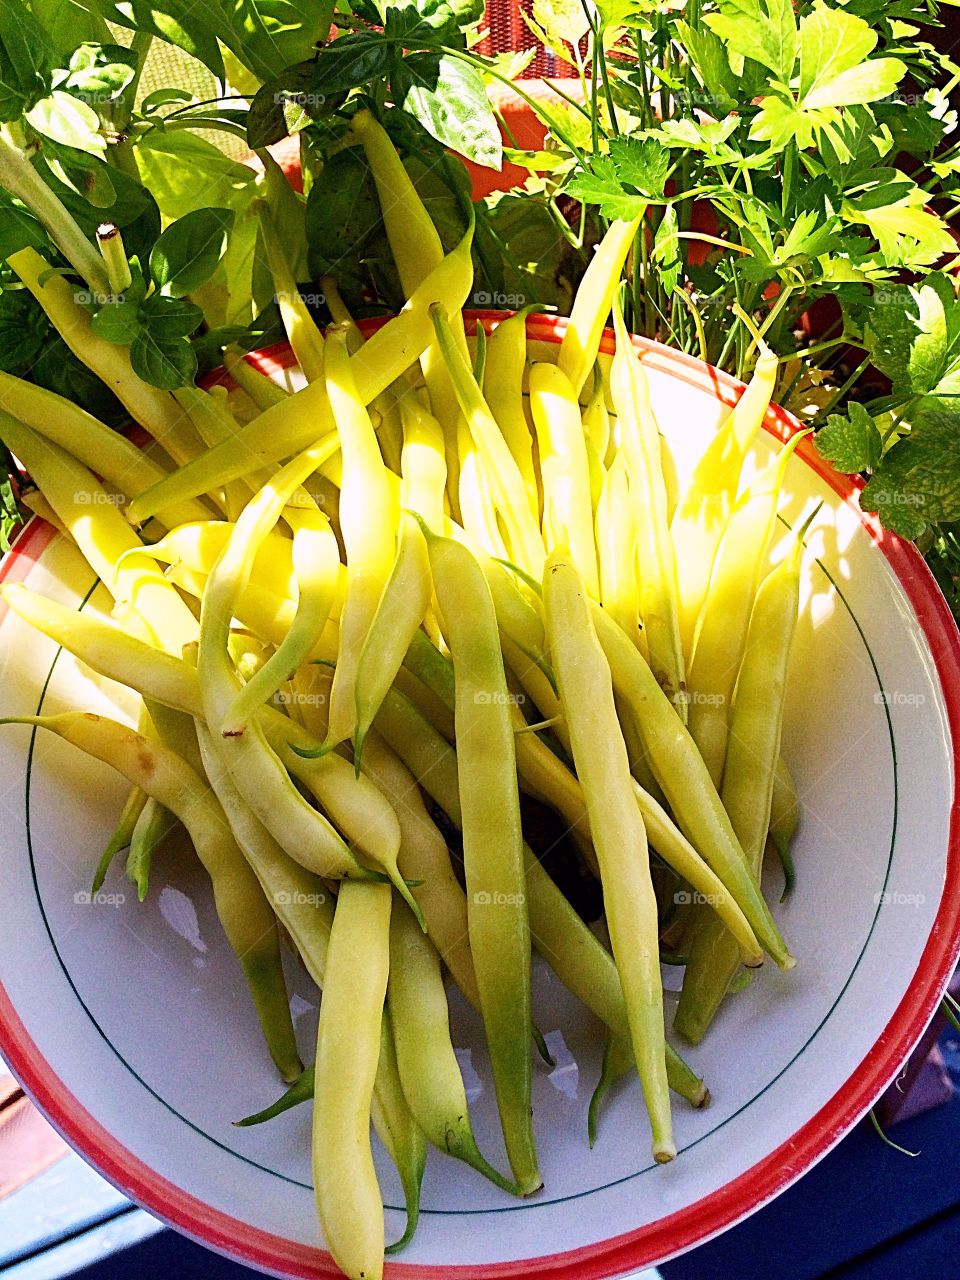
left=125, top=222, right=476, bottom=525
left=427, top=532, right=540, bottom=1195
left=388, top=899, right=517, bottom=1191
left=596, top=453, right=641, bottom=648
left=354, top=514, right=432, bottom=766
left=223, top=347, right=290, bottom=411
left=484, top=309, right=540, bottom=516
left=686, top=431, right=809, bottom=785
left=125, top=795, right=174, bottom=902
left=313, top=880, right=392, bottom=1280
left=672, top=346, right=779, bottom=657
left=256, top=197, right=326, bottom=383
left=92, top=782, right=147, bottom=893
left=675, top=511, right=811, bottom=1043
left=556, top=216, right=643, bottom=397
left=3, top=712, right=301, bottom=1082
left=322, top=331, right=398, bottom=751
left=609, top=300, right=686, bottom=720
left=196, top=438, right=369, bottom=882
left=0, top=415, right=198, bottom=654
left=8, top=247, right=204, bottom=467
left=528, top=361, right=599, bottom=598
left=544, top=553, right=674, bottom=1162
left=0, top=370, right=211, bottom=528
left=222, top=511, right=340, bottom=735
left=589, top=601, right=793, bottom=970
left=770, top=756, right=800, bottom=898
left=431, top=307, right=545, bottom=581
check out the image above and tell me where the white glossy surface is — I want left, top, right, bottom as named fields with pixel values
left=0, top=347, right=953, bottom=1274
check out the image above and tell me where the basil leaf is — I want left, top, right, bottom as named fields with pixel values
left=90, top=297, right=141, bottom=344
left=139, top=293, right=204, bottom=340
left=130, top=329, right=197, bottom=389
left=26, top=90, right=106, bottom=155
left=312, top=34, right=395, bottom=98
left=395, top=53, right=501, bottom=169
left=75, top=1, right=225, bottom=78
left=0, top=1, right=55, bottom=120
left=247, top=61, right=316, bottom=150
left=150, top=207, right=235, bottom=296
left=62, top=42, right=138, bottom=104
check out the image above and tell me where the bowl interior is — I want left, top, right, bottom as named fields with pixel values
left=0, top=323, right=955, bottom=1278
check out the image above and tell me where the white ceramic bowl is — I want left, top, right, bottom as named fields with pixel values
left=0, top=315, right=958, bottom=1279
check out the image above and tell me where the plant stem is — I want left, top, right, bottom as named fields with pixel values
left=97, top=224, right=132, bottom=295
left=815, top=356, right=872, bottom=424
left=674, top=287, right=708, bottom=362
left=0, top=128, right=111, bottom=299
left=116, top=30, right=154, bottom=130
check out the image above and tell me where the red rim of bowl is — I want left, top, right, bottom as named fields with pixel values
left=1, top=312, right=959, bottom=1279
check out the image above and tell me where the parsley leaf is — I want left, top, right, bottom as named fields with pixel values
left=816, top=402, right=883, bottom=473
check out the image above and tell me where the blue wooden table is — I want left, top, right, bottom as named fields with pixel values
left=4, top=1033, right=960, bottom=1280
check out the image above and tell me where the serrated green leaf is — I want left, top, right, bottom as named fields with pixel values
left=804, top=58, right=905, bottom=111
left=816, top=402, right=882, bottom=473
left=704, top=0, right=797, bottom=79
left=653, top=204, right=680, bottom=295
left=842, top=194, right=956, bottom=269
left=608, top=135, right=669, bottom=197
left=798, top=4, right=877, bottom=101
left=566, top=161, right=647, bottom=221
left=862, top=415, right=960, bottom=536
left=675, top=20, right=739, bottom=114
